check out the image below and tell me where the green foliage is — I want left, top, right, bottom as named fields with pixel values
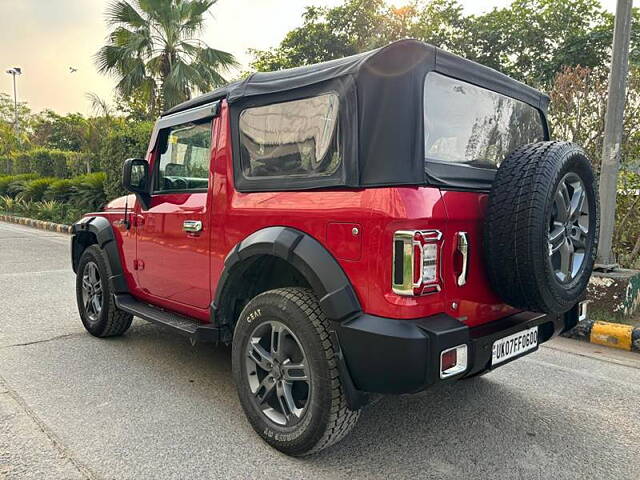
left=18, top=177, right=57, bottom=202
left=0, top=148, right=93, bottom=178
left=0, top=155, right=12, bottom=174
left=0, top=195, right=19, bottom=212
left=0, top=174, right=38, bottom=197
left=548, top=66, right=609, bottom=170
left=45, top=178, right=75, bottom=202
left=0, top=93, right=31, bottom=126
left=96, top=0, right=238, bottom=111
left=10, top=152, right=32, bottom=174
left=614, top=171, right=640, bottom=268
left=70, top=172, right=107, bottom=212
left=0, top=172, right=106, bottom=223
left=251, top=0, right=640, bottom=89
left=31, top=111, right=87, bottom=151
left=99, top=120, right=153, bottom=199
left=0, top=196, right=81, bottom=225
left=30, top=148, right=70, bottom=177
left=65, top=152, right=93, bottom=177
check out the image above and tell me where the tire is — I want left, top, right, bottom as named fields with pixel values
left=232, top=287, right=360, bottom=456
left=484, top=141, right=599, bottom=314
left=76, top=245, right=133, bottom=337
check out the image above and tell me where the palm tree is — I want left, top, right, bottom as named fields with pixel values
left=96, top=0, right=237, bottom=112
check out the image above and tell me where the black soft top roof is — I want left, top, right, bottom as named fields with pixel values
left=164, top=39, right=549, bottom=116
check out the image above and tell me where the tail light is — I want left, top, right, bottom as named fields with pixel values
left=392, top=230, right=442, bottom=296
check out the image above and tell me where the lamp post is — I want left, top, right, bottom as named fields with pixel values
left=5, top=67, right=22, bottom=132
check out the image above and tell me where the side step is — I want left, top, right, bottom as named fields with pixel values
left=114, top=294, right=220, bottom=344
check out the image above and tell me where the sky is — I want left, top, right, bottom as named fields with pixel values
left=0, top=0, right=620, bottom=115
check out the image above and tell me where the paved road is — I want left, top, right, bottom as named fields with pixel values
left=1, top=221, right=640, bottom=480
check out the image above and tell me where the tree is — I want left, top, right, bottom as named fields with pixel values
left=548, top=65, right=640, bottom=171
left=547, top=66, right=608, bottom=168
left=250, top=0, right=467, bottom=72
left=548, top=65, right=640, bottom=267
left=461, top=0, right=620, bottom=86
left=0, top=93, right=32, bottom=153
left=31, top=111, right=88, bottom=152
left=95, top=0, right=238, bottom=112
left=250, top=0, right=639, bottom=90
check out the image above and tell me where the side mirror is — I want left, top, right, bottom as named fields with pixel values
left=122, top=158, right=150, bottom=209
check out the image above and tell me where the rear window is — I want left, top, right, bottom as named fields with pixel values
left=239, top=93, right=341, bottom=179
left=424, top=72, right=545, bottom=169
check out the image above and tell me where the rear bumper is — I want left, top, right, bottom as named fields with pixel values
left=335, top=305, right=582, bottom=395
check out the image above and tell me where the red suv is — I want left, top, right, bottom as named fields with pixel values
left=71, top=39, right=597, bottom=456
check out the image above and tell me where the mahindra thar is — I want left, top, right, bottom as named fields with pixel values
left=71, top=39, right=597, bottom=456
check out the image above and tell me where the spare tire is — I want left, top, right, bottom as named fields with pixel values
left=484, top=141, right=599, bottom=314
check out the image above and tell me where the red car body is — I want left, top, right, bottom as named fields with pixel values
left=100, top=101, right=516, bottom=328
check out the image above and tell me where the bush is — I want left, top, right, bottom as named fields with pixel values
left=70, top=172, right=107, bottom=212
left=18, top=177, right=56, bottom=202
left=0, top=174, right=39, bottom=196
left=32, top=200, right=64, bottom=221
left=615, top=170, right=640, bottom=268
left=66, top=151, right=94, bottom=177
left=1, top=195, right=83, bottom=225
left=0, top=156, right=11, bottom=175
left=0, top=195, right=19, bottom=212
left=45, top=178, right=74, bottom=202
left=28, top=148, right=69, bottom=177
left=100, top=121, right=153, bottom=199
left=3, top=148, right=76, bottom=177
left=0, top=171, right=105, bottom=223
left=0, top=176, right=14, bottom=196
left=10, top=152, right=32, bottom=174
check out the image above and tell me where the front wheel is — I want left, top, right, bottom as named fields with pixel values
left=76, top=245, right=133, bottom=337
left=232, top=288, right=360, bottom=456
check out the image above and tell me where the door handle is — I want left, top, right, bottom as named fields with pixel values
left=183, top=220, right=202, bottom=233
left=456, top=232, right=469, bottom=286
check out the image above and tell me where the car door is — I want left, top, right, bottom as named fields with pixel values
left=135, top=118, right=214, bottom=309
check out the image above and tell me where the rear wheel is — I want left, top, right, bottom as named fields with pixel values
left=76, top=245, right=133, bottom=337
left=232, top=288, right=360, bottom=456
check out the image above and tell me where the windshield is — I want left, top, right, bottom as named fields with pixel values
left=424, top=72, right=545, bottom=169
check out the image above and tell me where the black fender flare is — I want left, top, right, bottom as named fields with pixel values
left=71, top=216, right=128, bottom=294
left=213, top=226, right=362, bottom=323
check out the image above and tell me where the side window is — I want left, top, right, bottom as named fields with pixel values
left=154, top=120, right=212, bottom=193
left=238, top=93, right=340, bottom=180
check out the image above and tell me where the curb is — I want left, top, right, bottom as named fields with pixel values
left=0, top=214, right=72, bottom=234
left=564, top=319, right=640, bottom=352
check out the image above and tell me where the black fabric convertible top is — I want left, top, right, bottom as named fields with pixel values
left=166, top=39, right=548, bottom=114
left=164, top=39, right=550, bottom=192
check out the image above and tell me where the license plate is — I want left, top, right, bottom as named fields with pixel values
left=491, top=326, right=538, bottom=366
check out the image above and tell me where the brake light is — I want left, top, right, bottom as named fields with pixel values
left=392, top=230, right=442, bottom=296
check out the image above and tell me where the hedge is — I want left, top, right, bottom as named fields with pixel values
left=99, top=121, right=153, bottom=200
left=0, top=148, right=82, bottom=178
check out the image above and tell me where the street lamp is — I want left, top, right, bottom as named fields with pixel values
left=5, top=67, right=22, bottom=132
